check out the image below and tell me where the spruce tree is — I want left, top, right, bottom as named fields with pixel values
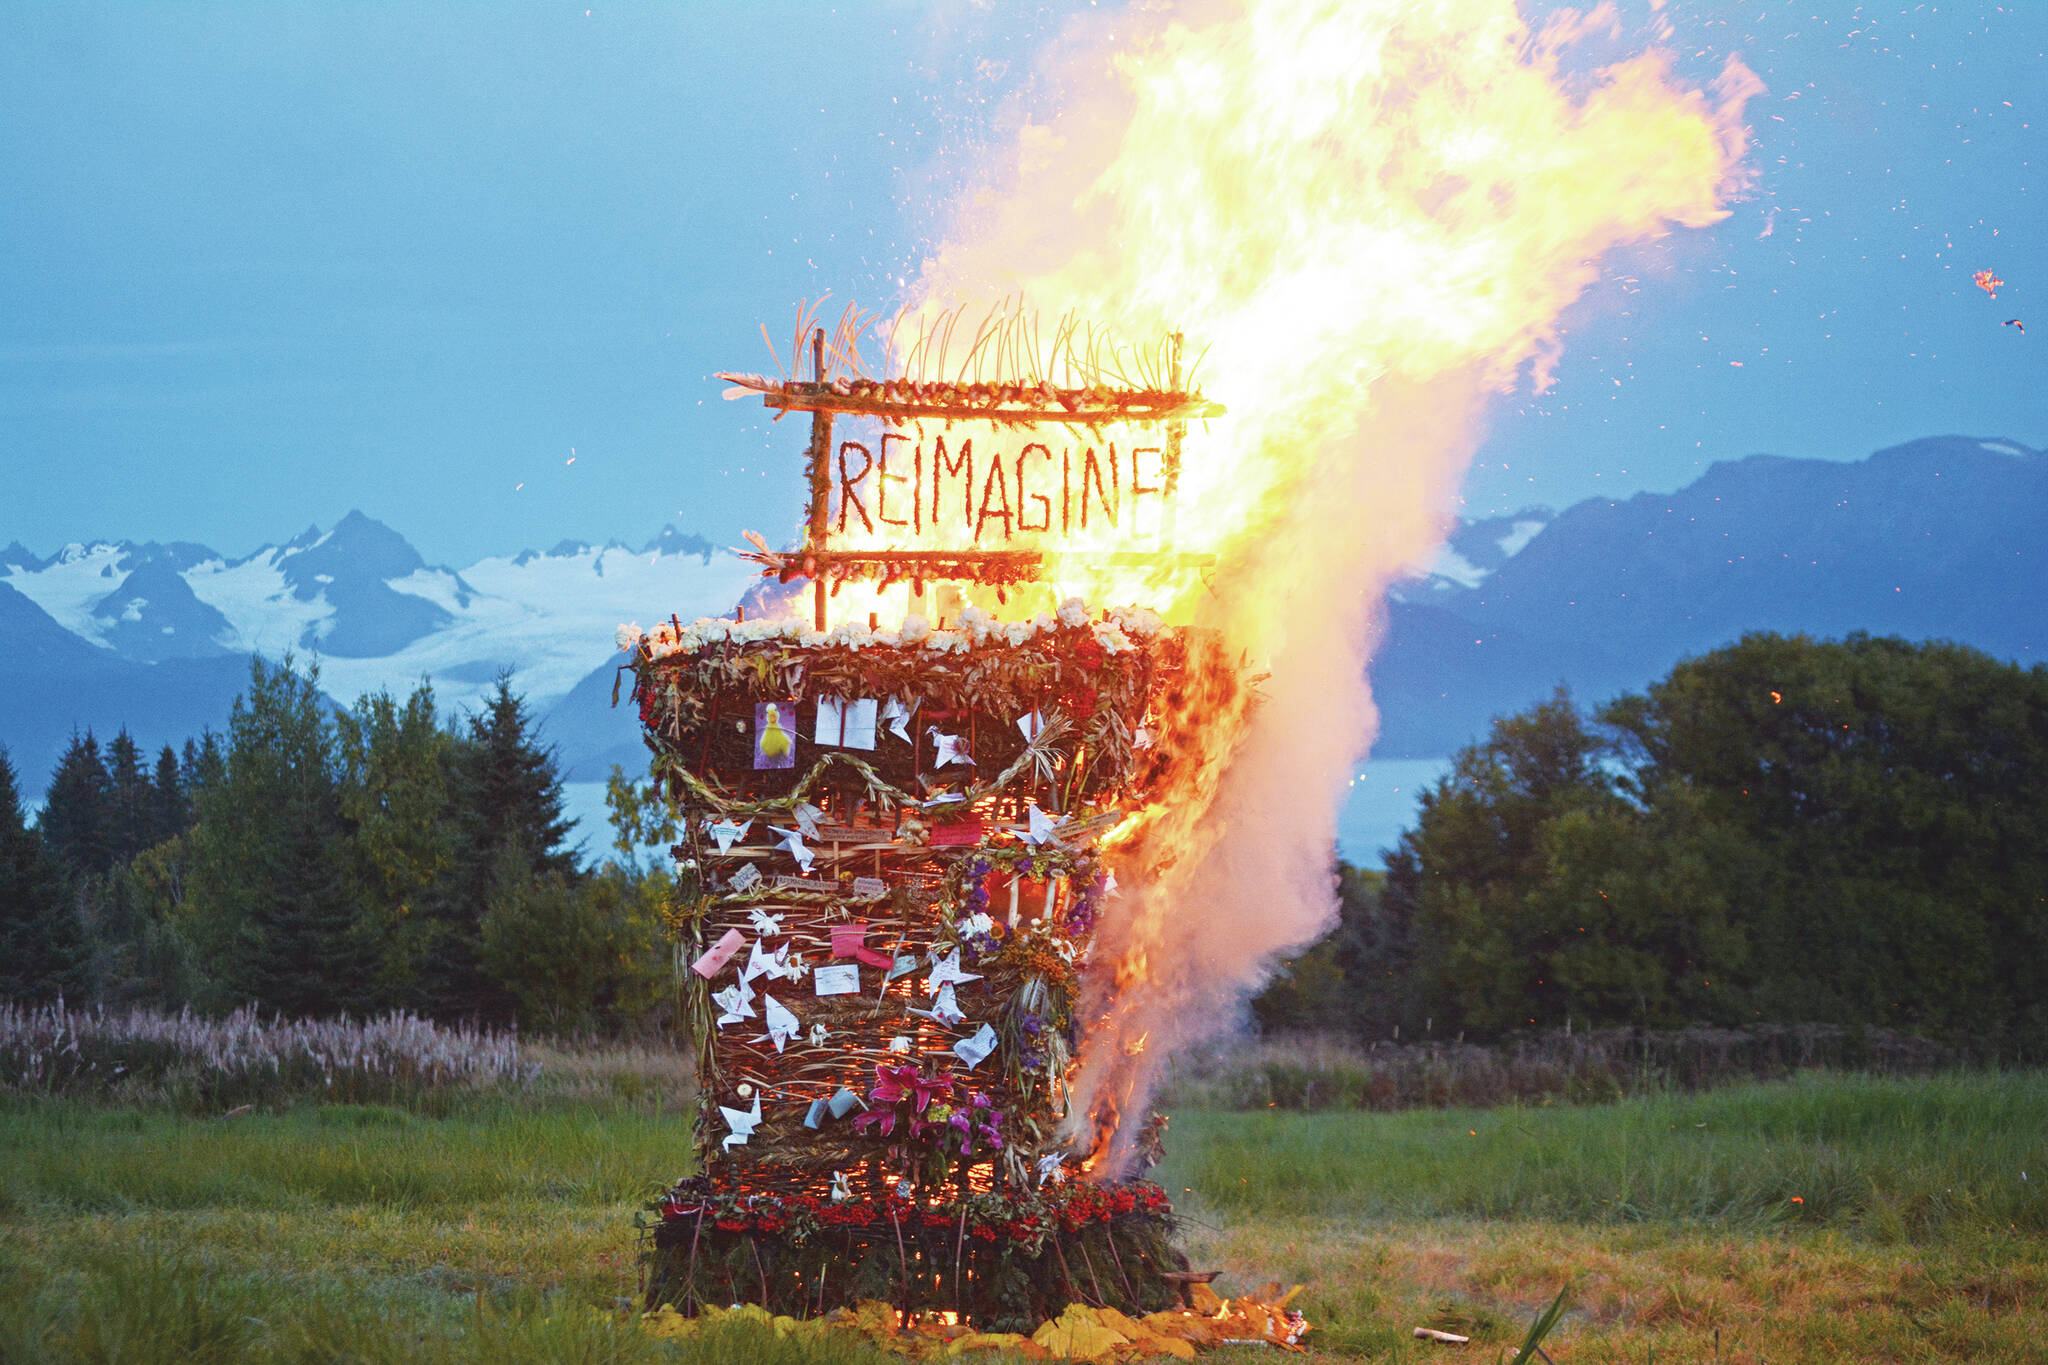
left=39, top=732, right=113, bottom=881
left=184, top=656, right=369, bottom=1016
left=149, top=745, right=188, bottom=847
left=105, top=729, right=150, bottom=866
left=426, top=676, right=578, bottom=1020
left=0, top=748, right=91, bottom=1002
left=180, top=732, right=225, bottom=794
left=459, top=675, right=576, bottom=879
left=336, top=683, right=457, bottom=1012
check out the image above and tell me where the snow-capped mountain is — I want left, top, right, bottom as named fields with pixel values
left=2, top=513, right=750, bottom=716
left=1398, top=508, right=1557, bottom=598
left=0, top=514, right=753, bottom=787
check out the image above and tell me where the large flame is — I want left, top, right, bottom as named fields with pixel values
left=861, top=0, right=1756, bottom=1171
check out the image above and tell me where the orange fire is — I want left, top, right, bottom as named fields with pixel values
left=769, top=1, right=1758, bottom=1174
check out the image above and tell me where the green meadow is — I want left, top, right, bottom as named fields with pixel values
left=2, top=1071, right=2044, bottom=1363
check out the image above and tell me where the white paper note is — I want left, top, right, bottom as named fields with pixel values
left=953, top=1023, right=999, bottom=1068
left=814, top=697, right=879, bottom=750
left=812, top=963, right=861, bottom=996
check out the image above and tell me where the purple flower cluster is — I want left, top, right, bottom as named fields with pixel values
left=1018, top=1011, right=1048, bottom=1070
left=962, top=859, right=1001, bottom=957
left=945, top=1090, right=1006, bottom=1154
left=1063, top=875, right=1105, bottom=935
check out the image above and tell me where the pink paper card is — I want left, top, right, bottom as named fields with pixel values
left=691, top=928, right=746, bottom=979
left=929, top=818, right=986, bottom=847
left=829, top=922, right=896, bottom=969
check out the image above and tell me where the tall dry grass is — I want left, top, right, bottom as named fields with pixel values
left=1161, top=1025, right=1983, bottom=1112
left=0, top=999, right=534, bottom=1111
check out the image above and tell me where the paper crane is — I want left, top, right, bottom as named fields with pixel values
left=758, top=995, right=799, bottom=1053
left=741, top=939, right=802, bottom=985
left=712, top=978, right=756, bottom=1027
left=927, top=947, right=983, bottom=992
left=1036, top=1152, right=1068, bottom=1188
left=719, top=1093, right=762, bottom=1150
left=1024, top=804, right=1068, bottom=846
left=881, top=696, right=919, bottom=744
left=927, top=726, right=976, bottom=768
left=791, top=801, right=824, bottom=840
left=746, top=907, right=783, bottom=936
left=706, top=817, right=753, bottom=853
left=768, top=825, right=816, bottom=874
left=909, top=981, right=965, bottom=1026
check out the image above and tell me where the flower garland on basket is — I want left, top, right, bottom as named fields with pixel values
left=641, top=1172, right=1185, bottom=1333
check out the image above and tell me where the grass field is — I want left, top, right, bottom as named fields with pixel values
left=2, top=1073, right=2043, bottom=1362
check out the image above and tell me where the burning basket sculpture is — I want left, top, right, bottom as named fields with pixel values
left=629, top=317, right=1236, bottom=1328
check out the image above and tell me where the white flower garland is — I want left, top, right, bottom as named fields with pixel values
left=618, top=597, right=1164, bottom=663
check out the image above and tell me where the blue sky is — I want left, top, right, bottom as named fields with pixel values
left=3, top=1, right=2040, bottom=566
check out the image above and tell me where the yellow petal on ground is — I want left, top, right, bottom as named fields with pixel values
left=638, top=1305, right=699, bottom=1339
left=1093, top=1306, right=1145, bottom=1337
left=852, top=1299, right=903, bottom=1337
left=1032, top=1313, right=1128, bottom=1360
left=1137, top=1313, right=1218, bottom=1345
left=1131, top=1332, right=1196, bottom=1359
left=949, top=1331, right=1030, bottom=1355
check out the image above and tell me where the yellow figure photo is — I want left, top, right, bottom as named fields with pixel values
left=754, top=700, right=796, bottom=769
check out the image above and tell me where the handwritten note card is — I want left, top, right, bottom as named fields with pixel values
left=953, top=1023, right=999, bottom=1068
left=812, top=963, right=861, bottom=997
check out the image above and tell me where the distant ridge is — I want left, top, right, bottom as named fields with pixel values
left=1371, top=435, right=2047, bottom=755
left=4, top=436, right=2043, bottom=789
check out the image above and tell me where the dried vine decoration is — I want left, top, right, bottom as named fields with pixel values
left=719, top=372, right=1224, bottom=429
left=734, top=547, right=1221, bottom=594
left=742, top=295, right=1213, bottom=396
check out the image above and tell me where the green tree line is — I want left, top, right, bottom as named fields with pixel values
left=0, top=657, right=674, bottom=1034
left=11, top=633, right=2044, bottom=1046
left=1255, top=633, right=2048, bottom=1048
